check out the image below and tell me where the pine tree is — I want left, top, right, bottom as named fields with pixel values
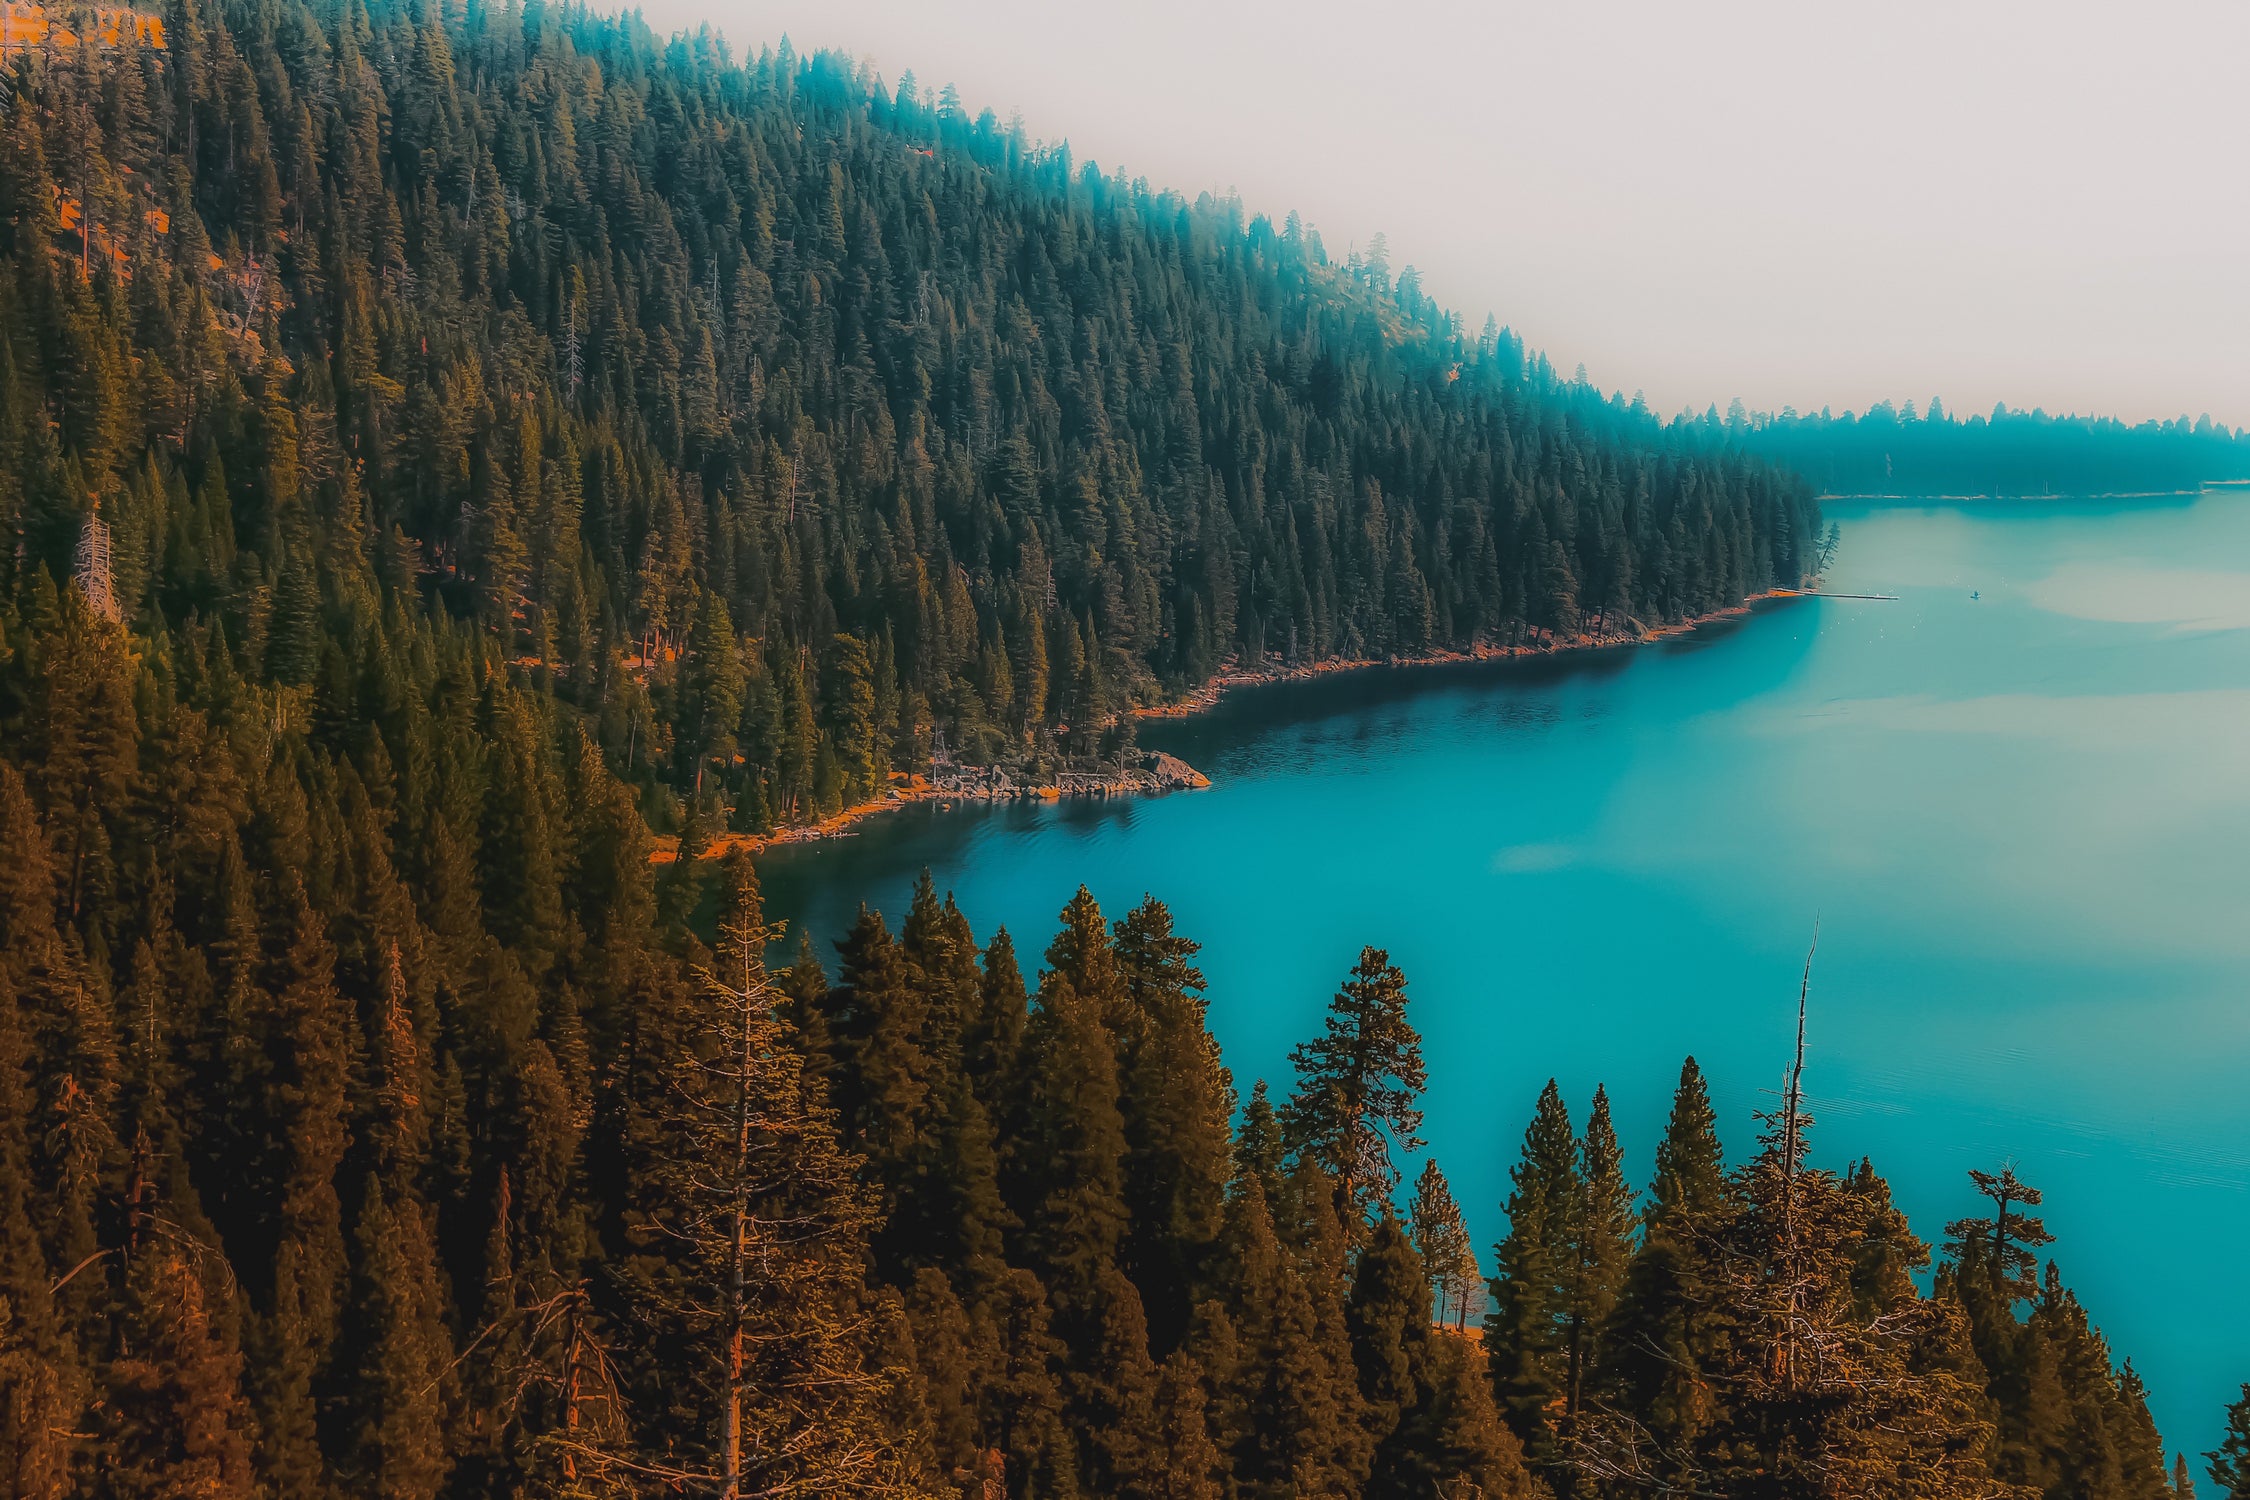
left=1066, top=1266, right=1165, bottom=1497
left=1648, top=1056, right=1725, bottom=1226
left=1150, top=1350, right=1227, bottom=1500
left=1591, top=1057, right=1732, bottom=1485
left=1658, top=1100, right=2008, bottom=1500
left=608, top=854, right=921, bottom=1496
left=1389, top=1330, right=1540, bottom=1500
left=337, top=945, right=452, bottom=1500
left=1218, top=1166, right=1364, bottom=1498
left=902, top=1268, right=982, bottom=1484
left=778, top=932, right=834, bottom=1088
left=1565, top=1085, right=1635, bottom=1422
left=340, top=1178, right=452, bottom=1500
left=1350, top=1214, right=1430, bottom=1457
left=1280, top=1161, right=1375, bottom=1494
left=246, top=883, right=353, bottom=1500
left=1281, top=947, right=1426, bottom=1225
left=1234, top=1081, right=1287, bottom=1208
left=95, top=1237, right=259, bottom=1500
left=1485, top=1079, right=1577, bottom=1447
left=990, top=1269, right=1082, bottom=1500
left=1113, top=897, right=1234, bottom=1356
left=1008, top=970, right=1129, bottom=1306
left=0, top=770, right=93, bottom=1496
left=1044, top=887, right=1124, bottom=1025
left=965, top=926, right=1030, bottom=1111
left=2219, top=1387, right=2250, bottom=1500
left=829, top=905, right=936, bottom=1212
left=1945, top=1164, right=2055, bottom=1307
left=1407, top=1159, right=1479, bottom=1330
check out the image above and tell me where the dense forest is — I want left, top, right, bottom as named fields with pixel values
left=0, top=0, right=2244, bottom=1497
left=0, top=0, right=1817, bottom=843
left=9, top=777, right=2250, bottom=1500
left=1714, top=400, right=2250, bottom=498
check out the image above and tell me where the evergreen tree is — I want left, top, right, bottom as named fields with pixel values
left=965, top=926, right=1031, bottom=1111
left=95, top=1238, right=259, bottom=1500
left=1389, top=1331, right=1540, bottom=1500
left=1643, top=1102, right=2009, bottom=1500
left=1113, top=898, right=1234, bottom=1356
left=1149, top=1351, right=1227, bottom=1500
left=1597, top=1064, right=1731, bottom=1489
left=1946, top=1164, right=2055, bottom=1307
left=1281, top=948, right=1426, bottom=1225
left=990, top=1268, right=1082, bottom=1500
left=1564, top=1085, right=1635, bottom=1423
left=2214, top=1389, right=2250, bottom=1500
left=1647, top=1056, right=1725, bottom=1225
left=1233, top=1082, right=1288, bottom=1208
left=605, top=856, right=922, bottom=1496
left=1349, top=1214, right=1430, bottom=1457
left=828, top=905, right=937, bottom=1218
left=1406, top=1159, right=1479, bottom=1330
left=339, top=948, right=452, bottom=1500
left=1008, top=969, right=1129, bottom=1307
left=1485, top=1079, right=1578, bottom=1448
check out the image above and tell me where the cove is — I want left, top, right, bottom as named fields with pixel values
left=755, top=492, right=2250, bottom=1463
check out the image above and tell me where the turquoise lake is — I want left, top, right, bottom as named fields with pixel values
left=757, top=492, right=2250, bottom=1464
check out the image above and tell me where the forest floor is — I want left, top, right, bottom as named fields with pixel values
left=650, top=587, right=1812, bottom=866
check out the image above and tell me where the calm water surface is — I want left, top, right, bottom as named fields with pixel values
left=759, top=493, right=2250, bottom=1462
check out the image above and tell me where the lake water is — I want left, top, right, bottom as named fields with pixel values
left=757, top=492, right=2250, bottom=1464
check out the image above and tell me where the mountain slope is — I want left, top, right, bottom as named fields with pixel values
left=0, top=0, right=1816, bottom=830
left=0, top=8, right=2208, bottom=1500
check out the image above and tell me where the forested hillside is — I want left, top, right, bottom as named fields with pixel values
left=1715, top=399, right=2250, bottom=498
left=0, top=0, right=1815, bottom=838
left=5, top=0, right=2243, bottom=1497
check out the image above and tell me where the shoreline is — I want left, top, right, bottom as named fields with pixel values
left=651, top=759, right=1215, bottom=866
left=1821, top=485, right=2241, bottom=503
left=1133, top=586, right=1811, bottom=721
left=653, top=587, right=1812, bottom=865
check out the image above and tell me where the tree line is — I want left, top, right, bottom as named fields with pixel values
left=1707, top=399, right=2250, bottom=498
left=0, top=0, right=1818, bottom=854
left=1, top=0, right=2245, bottom=1496
left=9, top=747, right=2250, bottom=1499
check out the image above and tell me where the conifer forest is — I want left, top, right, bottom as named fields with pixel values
left=1716, top=400, right=2250, bottom=501
left=0, top=0, right=2244, bottom=1497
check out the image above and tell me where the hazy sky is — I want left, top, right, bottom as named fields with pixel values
left=636, top=0, right=2250, bottom=426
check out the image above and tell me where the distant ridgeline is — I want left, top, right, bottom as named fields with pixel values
left=0, top=0, right=1817, bottom=852
left=1710, top=399, right=2250, bottom=499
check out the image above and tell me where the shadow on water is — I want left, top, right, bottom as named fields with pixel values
left=1142, top=597, right=1811, bottom=771
left=761, top=596, right=1822, bottom=943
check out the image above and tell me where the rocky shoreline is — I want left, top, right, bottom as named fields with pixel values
left=1135, top=587, right=1812, bottom=721
left=654, top=588, right=1812, bottom=865
left=652, top=750, right=1214, bottom=865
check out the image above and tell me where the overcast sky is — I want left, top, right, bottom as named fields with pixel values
left=637, top=0, right=2250, bottom=426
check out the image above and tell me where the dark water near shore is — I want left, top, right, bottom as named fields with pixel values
left=758, top=492, right=2250, bottom=1463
